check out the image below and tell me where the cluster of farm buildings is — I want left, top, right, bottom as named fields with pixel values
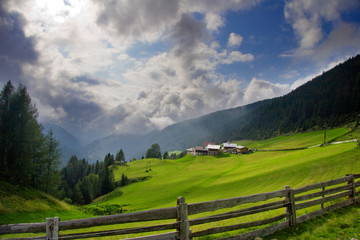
left=186, top=142, right=250, bottom=156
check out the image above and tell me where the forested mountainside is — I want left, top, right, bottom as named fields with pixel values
left=235, top=54, right=360, bottom=140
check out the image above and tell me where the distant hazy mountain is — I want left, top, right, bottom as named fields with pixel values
left=83, top=99, right=271, bottom=162
left=42, top=123, right=86, bottom=165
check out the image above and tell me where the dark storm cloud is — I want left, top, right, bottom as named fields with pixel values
left=172, top=14, right=209, bottom=56
left=0, top=1, right=38, bottom=84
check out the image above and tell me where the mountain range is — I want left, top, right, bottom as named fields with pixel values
left=45, top=54, right=360, bottom=163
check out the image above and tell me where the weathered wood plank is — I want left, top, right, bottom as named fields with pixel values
left=294, top=184, right=351, bottom=202
left=218, top=221, right=289, bottom=240
left=355, top=189, right=360, bottom=196
left=351, top=174, right=360, bottom=179
left=285, top=186, right=296, bottom=226
left=191, top=214, right=287, bottom=238
left=0, top=222, right=46, bottom=234
left=189, top=200, right=286, bottom=226
left=296, top=198, right=353, bottom=224
left=293, top=176, right=352, bottom=194
left=295, top=191, right=351, bottom=210
left=177, top=196, right=190, bottom=240
left=123, top=232, right=179, bottom=240
left=59, top=207, right=177, bottom=231
left=58, top=222, right=178, bottom=240
left=354, top=181, right=360, bottom=188
left=188, top=190, right=287, bottom=215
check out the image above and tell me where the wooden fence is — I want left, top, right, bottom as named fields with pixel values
left=1, top=174, right=360, bottom=240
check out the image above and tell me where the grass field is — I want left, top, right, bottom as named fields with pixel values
left=0, top=181, right=91, bottom=225
left=106, top=143, right=360, bottom=210
left=235, top=127, right=350, bottom=150
left=1, top=126, right=360, bottom=239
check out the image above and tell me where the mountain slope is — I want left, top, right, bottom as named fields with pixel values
left=235, top=54, right=360, bottom=140
left=84, top=99, right=271, bottom=161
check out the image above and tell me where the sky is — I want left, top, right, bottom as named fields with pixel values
left=1, top=0, right=360, bottom=144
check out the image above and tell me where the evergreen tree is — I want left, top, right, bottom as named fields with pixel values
left=0, top=82, right=44, bottom=186
left=115, top=149, right=125, bottom=163
left=104, top=153, right=115, bottom=167
left=0, top=81, right=14, bottom=177
left=41, top=130, right=61, bottom=195
left=101, top=166, right=114, bottom=194
left=73, top=182, right=84, bottom=205
left=163, top=151, right=169, bottom=159
left=145, top=143, right=161, bottom=159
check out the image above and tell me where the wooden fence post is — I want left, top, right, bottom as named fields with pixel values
left=321, top=186, right=325, bottom=208
left=285, top=185, right=296, bottom=226
left=46, top=217, right=59, bottom=240
left=177, top=196, right=190, bottom=240
left=347, top=174, right=356, bottom=204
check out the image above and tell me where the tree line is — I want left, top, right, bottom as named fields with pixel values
left=0, top=81, right=127, bottom=205
left=0, top=81, right=61, bottom=195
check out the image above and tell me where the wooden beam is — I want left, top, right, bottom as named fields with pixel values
left=295, top=191, right=351, bottom=210
left=191, top=214, right=287, bottom=238
left=58, top=222, right=178, bottom=240
left=189, top=200, right=286, bottom=226
left=59, top=207, right=177, bottom=231
left=188, top=189, right=287, bottom=215
left=293, top=176, right=352, bottom=194
left=294, top=184, right=351, bottom=202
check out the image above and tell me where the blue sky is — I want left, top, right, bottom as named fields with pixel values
left=1, top=0, right=360, bottom=143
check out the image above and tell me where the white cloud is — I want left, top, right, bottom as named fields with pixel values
left=220, top=50, right=254, bottom=64
left=284, top=0, right=360, bottom=59
left=2, top=0, right=286, bottom=142
left=228, top=33, right=243, bottom=47
left=205, top=12, right=224, bottom=31
left=244, top=78, right=291, bottom=103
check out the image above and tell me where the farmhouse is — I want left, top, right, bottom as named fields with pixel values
left=187, top=146, right=208, bottom=156
left=236, top=145, right=249, bottom=154
left=223, top=142, right=237, bottom=153
left=187, top=142, right=248, bottom=156
left=207, top=144, right=221, bottom=156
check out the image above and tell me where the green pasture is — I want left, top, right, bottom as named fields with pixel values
left=105, top=140, right=359, bottom=213
left=0, top=181, right=91, bottom=225
left=235, top=127, right=350, bottom=150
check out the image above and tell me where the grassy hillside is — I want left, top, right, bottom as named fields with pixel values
left=235, top=127, right=350, bottom=150
left=94, top=128, right=359, bottom=214
left=0, top=181, right=91, bottom=225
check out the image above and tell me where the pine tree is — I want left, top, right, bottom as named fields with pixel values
left=115, top=149, right=125, bottom=163
left=0, top=82, right=44, bottom=185
left=41, top=129, right=61, bottom=195
left=0, top=81, right=15, bottom=178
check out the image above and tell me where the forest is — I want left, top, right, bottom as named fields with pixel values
left=0, top=81, right=126, bottom=205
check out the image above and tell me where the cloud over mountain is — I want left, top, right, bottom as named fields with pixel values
left=0, top=0, right=359, bottom=143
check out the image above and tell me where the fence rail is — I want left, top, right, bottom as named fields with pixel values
left=1, top=174, right=359, bottom=240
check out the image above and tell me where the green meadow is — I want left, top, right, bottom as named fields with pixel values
left=101, top=140, right=359, bottom=213
left=0, top=181, right=92, bottom=225
left=1, top=126, right=360, bottom=239
left=235, top=127, right=350, bottom=150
